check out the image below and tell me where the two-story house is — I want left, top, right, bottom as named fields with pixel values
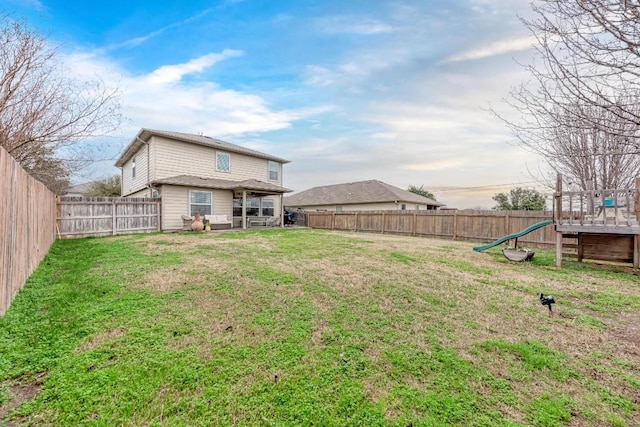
left=115, top=129, right=292, bottom=231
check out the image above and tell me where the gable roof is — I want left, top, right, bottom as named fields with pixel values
left=115, top=128, right=290, bottom=167
left=152, top=175, right=293, bottom=194
left=284, top=180, right=443, bottom=207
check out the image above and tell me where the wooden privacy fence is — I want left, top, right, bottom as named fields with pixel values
left=57, top=197, right=161, bottom=239
left=0, top=146, right=56, bottom=315
left=306, top=210, right=555, bottom=247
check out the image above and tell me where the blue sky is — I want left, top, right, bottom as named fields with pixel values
left=6, top=0, right=544, bottom=208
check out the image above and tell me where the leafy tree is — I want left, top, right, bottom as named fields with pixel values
left=0, top=16, right=120, bottom=193
left=408, top=184, right=436, bottom=201
left=83, top=175, right=121, bottom=197
left=492, top=188, right=546, bottom=211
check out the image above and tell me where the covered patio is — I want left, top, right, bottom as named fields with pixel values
left=229, top=179, right=293, bottom=230
left=149, top=175, right=292, bottom=231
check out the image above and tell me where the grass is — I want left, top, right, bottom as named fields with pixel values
left=1, top=229, right=639, bottom=426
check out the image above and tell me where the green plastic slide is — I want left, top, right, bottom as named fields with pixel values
left=472, top=220, right=553, bottom=252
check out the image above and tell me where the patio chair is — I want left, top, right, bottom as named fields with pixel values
left=268, top=217, right=281, bottom=227
left=181, top=215, right=192, bottom=231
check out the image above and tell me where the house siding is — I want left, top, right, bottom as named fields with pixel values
left=121, top=142, right=153, bottom=196
left=288, top=202, right=431, bottom=211
left=160, top=185, right=234, bottom=230
left=153, top=136, right=283, bottom=185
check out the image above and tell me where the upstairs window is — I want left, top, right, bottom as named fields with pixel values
left=268, top=161, right=279, bottom=181
left=132, top=157, right=136, bottom=178
left=216, top=152, right=230, bottom=172
left=190, top=190, right=212, bottom=216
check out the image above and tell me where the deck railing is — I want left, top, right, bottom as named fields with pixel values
left=555, top=188, right=639, bottom=227
left=553, top=175, right=640, bottom=228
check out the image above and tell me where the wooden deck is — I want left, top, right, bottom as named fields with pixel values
left=553, top=175, right=640, bottom=268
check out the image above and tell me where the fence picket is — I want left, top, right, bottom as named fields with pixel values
left=0, top=146, right=56, bottom=315
left=305, top=210, right=555, bottom=248
left=56, top=197, right=161, bottom=238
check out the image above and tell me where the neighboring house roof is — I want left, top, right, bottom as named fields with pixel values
left=115, top=129, right=291, bottom=167
left=63, top=182, right=91, bottom=196
left=153, top=175, right=293, bottom=194
left=284, top=180, right=444, bottom=207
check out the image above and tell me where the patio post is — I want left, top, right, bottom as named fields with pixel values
left=242, top=191, right=247, bottom=229
left=280, top=194, right=284, bottom=227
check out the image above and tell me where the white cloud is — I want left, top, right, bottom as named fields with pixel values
left=144, top=50, right=243, bottom=84
left=443, top=35, right=535, bottom=63
left=304, top=65, right=337, bottom=87
left=304, top=47, right=413, bottom=87
left=403, top=159, right=467, bottom=172
left=62, top=50, right=318, bottom=145
left=317, top=16, right=394, bottom=35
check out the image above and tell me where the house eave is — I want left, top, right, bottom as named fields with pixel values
left=151, top=175, right=292, bottom=195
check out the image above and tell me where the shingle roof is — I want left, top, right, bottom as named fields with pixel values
left=115, top=129, right=290, bottom=167
left=152, top=175, right=292, bottom=194
left=284, top=180, right=443, bottom=207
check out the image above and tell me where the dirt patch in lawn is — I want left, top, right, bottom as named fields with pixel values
left=1, top=374, right=45, bottom=424
left=613, top=312, right=640, bottom=348
left=75, top=328, right=128, bottom=353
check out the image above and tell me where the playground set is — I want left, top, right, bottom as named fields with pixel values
left=474, top=174, right=640, bottom=268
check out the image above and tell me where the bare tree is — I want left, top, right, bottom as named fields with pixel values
left=497, top=0, right=640, bottom=191
left=520, top=0, right=640, bottom=134
left=0, top=16, right=120, bottom=193
left=504, top=100, right=640, bottom=190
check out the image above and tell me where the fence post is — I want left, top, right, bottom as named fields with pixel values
left=412, top=211, right=417, bottom=236
left=555, top=174, right=563, bottom=224
left=156, top=199, right=161, bottom=231
left=452, top=211, right=457, bottom=240
left=381, top=213, right=385, bottom=234
left=505, top=212, right=510, bottom=238
left=112, top=199, right=117, bottom=235
left=56, top=196, right=62, bottom=238
left=354, top=212, right=358, bottom=232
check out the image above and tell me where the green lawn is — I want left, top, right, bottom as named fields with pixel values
left=1, top=229, right=639, bottom=426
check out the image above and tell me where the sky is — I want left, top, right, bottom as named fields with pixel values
left=5, top=0, right=548, bottom=209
